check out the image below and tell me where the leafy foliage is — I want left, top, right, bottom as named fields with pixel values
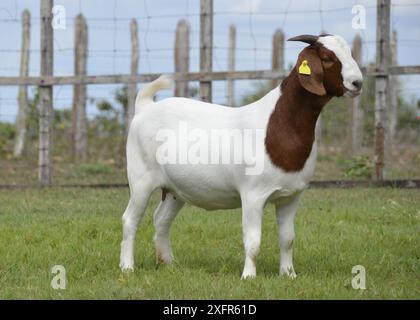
left=241, top=81, right=272, bottom=105
left=339, top=155, right=373, bottom=179
left=0, top=122, right=15, bottom=156
left=76, top=163, right=113, bottom=175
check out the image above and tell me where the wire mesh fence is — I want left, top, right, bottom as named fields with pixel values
left=0, top=0, right=419, bottom=187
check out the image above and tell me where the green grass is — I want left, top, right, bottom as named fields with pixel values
left=0, top=188, right=418, bottom=299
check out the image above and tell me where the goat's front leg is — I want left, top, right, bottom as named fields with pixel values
left=241, top=198, right=265, bottom=279
left=275, top=193, right=301, bottom=279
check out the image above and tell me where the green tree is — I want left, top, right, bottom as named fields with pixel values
left=115, top=86, right=128, bottom=124
left=241, top=81, right=272, bottom=106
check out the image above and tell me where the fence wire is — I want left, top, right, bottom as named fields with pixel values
left=0, top=0, right=419, bottom=186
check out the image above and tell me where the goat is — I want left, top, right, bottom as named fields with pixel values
left=119, top=34, right=363, bottom=279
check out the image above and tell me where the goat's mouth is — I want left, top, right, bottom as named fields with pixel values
left=343, top=79, right=363, bottom=97
left=344, top=87, right=362, bottom=98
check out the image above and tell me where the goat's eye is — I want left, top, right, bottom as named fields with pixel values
left=321, top=57, right=334, bottom=67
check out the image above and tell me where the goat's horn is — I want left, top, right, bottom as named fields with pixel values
left=287, top=34, right=319, bottom=45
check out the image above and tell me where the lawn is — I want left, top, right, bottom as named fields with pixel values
left=0, top=187, right=418, bottom=299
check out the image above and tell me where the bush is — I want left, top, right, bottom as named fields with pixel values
left=0, top=123, right=15, bottom=156
left=75, top=163, right=113, bottom=176
left=339, top=155, right=373, bottom=179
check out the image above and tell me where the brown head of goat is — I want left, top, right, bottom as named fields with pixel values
left=265, top=34, right=363, bottom=172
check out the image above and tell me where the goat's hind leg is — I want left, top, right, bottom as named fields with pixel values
left=120, top=180, right=154, bottom=272
left=153, top=194, right=184, bottom=265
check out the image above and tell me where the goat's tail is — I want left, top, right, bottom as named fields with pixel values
left=135, top=74, right=174, bottom=114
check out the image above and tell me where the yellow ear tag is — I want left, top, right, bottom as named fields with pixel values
left=299, top=60, right=311, bottom=75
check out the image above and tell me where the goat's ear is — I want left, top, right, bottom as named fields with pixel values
left=296, top=47, right=326, bottom=96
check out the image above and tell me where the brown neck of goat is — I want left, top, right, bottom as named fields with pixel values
left=265, top=68, right=332, bottom=172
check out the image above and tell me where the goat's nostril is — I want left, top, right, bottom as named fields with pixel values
left=352, top=80, right=362, bottom=90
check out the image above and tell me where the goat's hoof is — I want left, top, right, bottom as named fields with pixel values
left=120, top=263, right=134, bottom=273
left=241, top=272, right=256, bottom=280
left=280, top=266, right=296, bottom=279
left=156, top=252, right=173, bottom=266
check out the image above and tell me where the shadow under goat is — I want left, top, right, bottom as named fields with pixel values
left=119, top=34, right=363, bottom=279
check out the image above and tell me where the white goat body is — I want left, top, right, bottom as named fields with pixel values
left=120, top=35, right=363, bottom=278
left=128, top=81, right=315, bottom=210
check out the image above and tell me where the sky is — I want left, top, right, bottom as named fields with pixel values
left=0, top=0, right=419, bottom=122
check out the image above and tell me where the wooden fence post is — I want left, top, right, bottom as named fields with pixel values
left=374, top=0, right=391, bottom=180
left=199, top=0, right=213, bottom=102
left=72, top=14, right=88, bottom=162
left=227, top=25, right=236, bottom=107
left=14, top=9, right=30, bottom=158
left=271, top=29, right=284, bottom=89
left=174, top=19, right=190, bottom=97
left=39, top=0, right=54, bottom=186
left=389, top=30, right=397, bottom=151
left=127, top=18, right=139, bottom=131
left=350, top=33, right=363, bottom=153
